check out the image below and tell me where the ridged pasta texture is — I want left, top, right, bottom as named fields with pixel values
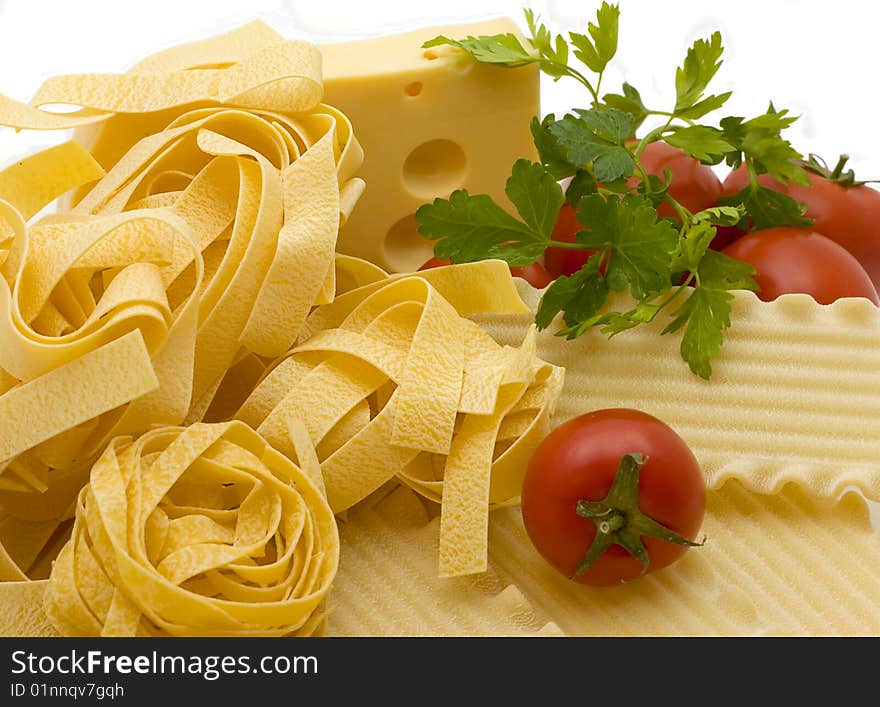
left=473, top=281, right=880, bottom=502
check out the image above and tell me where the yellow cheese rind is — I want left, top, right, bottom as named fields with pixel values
left=238, top=273, right=562, bottom=576
left=44, top=422, right=338, bottom=637
left=473, top=282, right=880, bottom=501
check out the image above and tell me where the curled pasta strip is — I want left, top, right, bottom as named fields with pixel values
left=0, top=29, right=364, bottom=579
left=45, top=421, right=338, bottom=637
left=237, top=272, right=563, bottom=577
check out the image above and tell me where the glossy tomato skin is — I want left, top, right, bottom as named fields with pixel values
left=722, top=228, right=880, bottom=305
left=631, top=141, right=723, bottom=220
left=722, top=166, right=880, bottom=286
left=544, top=203, right=595, bottom=278
left=418, top=257, right=553, bottom=289
left=521, top=409, right=706, bottom=586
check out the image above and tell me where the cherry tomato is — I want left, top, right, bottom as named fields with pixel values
left=722, top=227, right=880, bottom=305
left=631, top=141, right=723, bottom=220
left=722, top=163, right=880, bottom=287
left=544, top=203, right=596, bottom=278
left=521, top=409, right=706, bottom=586
left=418, top=257, right=553, bottom=289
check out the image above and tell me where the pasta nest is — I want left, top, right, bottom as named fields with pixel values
left=45, top=421, right=338, bottom=637
left=238, top=273, right=564, bottom=576
left=0, top=35, right=363, bottom=580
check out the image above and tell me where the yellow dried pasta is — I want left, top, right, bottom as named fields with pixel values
left=474, top=281, right=880, bottom=501
left=45, top=421, right=338, bottom=637
left=487, top=482, right=880, bottom=636
left=0, top=29, right=364, bottom=582
left=3, top=478, right=880, bottom=636
left=237, top=269, right=563, bottom=577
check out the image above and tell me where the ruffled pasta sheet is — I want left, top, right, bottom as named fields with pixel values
left=44, top=421, right=338, bottom=637
left=236, top=266, right=564, bottom=577
left=0, top=31, right=363, bottom=580
left=473, top=280, right=880, bottom=502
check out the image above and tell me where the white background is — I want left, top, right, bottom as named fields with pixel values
left=0, top=0, right=878, bottom=180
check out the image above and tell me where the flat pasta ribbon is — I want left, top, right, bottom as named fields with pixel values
left=237, top=271, right=563, bottom=577
left=0, top=31, right=364, bottom=580
left=45, top=421, right=338, bottom=637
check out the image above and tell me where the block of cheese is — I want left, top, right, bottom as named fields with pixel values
left=321, top=19, right=540, bottom=272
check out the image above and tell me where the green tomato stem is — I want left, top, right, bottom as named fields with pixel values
left=572, top=453, right=704, bottom=579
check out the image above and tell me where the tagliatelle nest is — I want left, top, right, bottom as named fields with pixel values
left=45, top=421, right=338, bottom=637
left=0, top=28, right=362, bottom=582
left=238, top=268, right=563, bottom=577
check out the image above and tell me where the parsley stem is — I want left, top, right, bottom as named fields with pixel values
left=546, top=240, right=592, bottom=250
left=564, top=65, right=599, bottom=104
left=665, top=194, right=692, bottom=223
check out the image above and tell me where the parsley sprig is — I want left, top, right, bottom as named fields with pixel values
left=415, top=3, right=811, bottom=378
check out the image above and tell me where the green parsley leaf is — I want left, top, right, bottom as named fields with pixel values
left=663, top=250, right=757, bottom=379
left=536, top=254, right=608, bottom=330
left=416, top=191, right=538, bottom=264
left=602, top=82, right=648, bottom=133
left=415, top=160, right=563, bottom=266
left=674, top=32, right=724, bottom=113
left=506, top=159, right=566, bottom=239
left=524, top=10, right=565, bottom=75
left=530, top=115, right=576, bottom=179
left=721, top=107, right=808, bottom=185
left=665, top=125, right=734, bottom=164
left=573, top=107, right=633, bottom=144
left=664, top=285, right=732, bottom=379
left=692, top=205, right=745, bottom=227
left=569, top=2, right=620, bottom=74
left=565, top=170, right=599, bottom=206
left=671, top=222, right=716, bottom=275
left=568, top=300, right=663, bottom=338
left=675, top=91, right=732, bottom=120
left=698, top=249, right=759, bottom=292
left=422, top=33, right=535, bottom=67
left=576, top=194, right=679, bottom=299
left=719, top=185, right=813, bottom=230
left=548, top=111, right=635, bottom=182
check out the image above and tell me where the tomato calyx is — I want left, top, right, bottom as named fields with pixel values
left=802, top=153, right=878, bottom=188
left=572, top=453, right=704, bottom=578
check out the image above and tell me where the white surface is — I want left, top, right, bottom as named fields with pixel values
left=0, top=0, right=878, bottom=180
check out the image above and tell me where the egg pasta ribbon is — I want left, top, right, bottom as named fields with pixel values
left=0, top=29, right=364, bottom=580
left=44, top=421, right=338, bottom=636
left=237, top=269, right=563, bottom=577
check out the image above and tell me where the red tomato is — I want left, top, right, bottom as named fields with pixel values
left=722, top=228, right=879, bottom=305
left=521, top=409, right=706, bottom=586
left=418, top=257, right=553, bottom=289
left=630, top=141, right=723, bottom=220
left=544, top=203, right=596, bottom=278
left=722, top=164, right=880, bottom=287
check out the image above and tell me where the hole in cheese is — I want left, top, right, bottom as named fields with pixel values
left=384, top=213, right=435, bottom=273
left=402, top=139, right=467, bottom=199
left=404, top=81, right=423, bottom=97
